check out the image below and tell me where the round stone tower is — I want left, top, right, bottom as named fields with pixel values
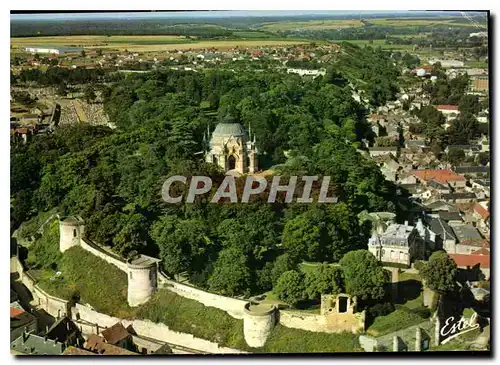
left=127, top=254, right=161, bottom=307
left=243, top=303, right=277, bottom=348
left=58, top=216, right=85, bottom=253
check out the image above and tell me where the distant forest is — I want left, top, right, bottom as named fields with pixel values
left=9, top=13, right=475, bottom=38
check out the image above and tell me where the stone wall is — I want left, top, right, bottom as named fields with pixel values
left=159, top=273, right=248, bottom=319
left=72, top=303, right=246, bottom=354
left=13, top=256, right=70, bottom=319
left=279, top=309, right=365, bottom=334
left=32, top=285, right=70, bottom=318
left=79, top=238, right=128, bottom=272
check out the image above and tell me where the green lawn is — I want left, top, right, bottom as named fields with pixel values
left=258, top=325, right=362, bottom=353
left=465, top=60, right=488, bottom=68
left=367, top=308, right=428, bottom=337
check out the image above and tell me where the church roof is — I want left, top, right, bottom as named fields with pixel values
left=212, top=116, right=248, bottom=138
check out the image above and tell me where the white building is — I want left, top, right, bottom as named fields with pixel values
left=368, top=222, right=424, bottom=267
left=24, top=46, right=82, bottom=55
left=286, top=68, right=326, bottom=78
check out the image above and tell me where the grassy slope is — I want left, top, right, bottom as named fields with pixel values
left=36, top=246, right=135, bottom=318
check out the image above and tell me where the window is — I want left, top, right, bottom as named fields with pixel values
left=228, top=155, right=236, bottom=170
left=129, top=272, right=133, bottom=280
left=73, top=229, right=77, bottom=237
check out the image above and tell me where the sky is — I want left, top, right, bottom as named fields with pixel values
left=10, top=10, right=466, bottom=21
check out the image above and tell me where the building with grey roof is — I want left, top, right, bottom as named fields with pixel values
left=426, top=217, right=457, bottom=253
left=11, top=333, right=65, bottom=355
left=441, top=192, right=477, bottom=203
left=368, top=221, right=424, bottom=267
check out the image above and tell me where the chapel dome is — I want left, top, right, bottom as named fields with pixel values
left=212, top=114, right=248, bottom=139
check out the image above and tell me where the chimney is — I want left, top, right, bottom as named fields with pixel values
left=404, top=220, right=409, bottom=226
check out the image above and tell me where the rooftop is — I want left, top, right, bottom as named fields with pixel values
left=436, top=105, right=459, bottom=111
left=427, top=217, right=456, bottom=241
left=381, top=223, right=415, bottom=240
left=10, top=333, right=65, bottom=355
left=473, top=202, right=490, bottom=220
left=451, top=223, right=483, bottom=243
left=412, top=169, right=465, bottom=185
left=441, top=192, right=477, bottom=200
left=101, top=322, right=130, bottom=345
left=454, top=166, right=490, bottom=174
left=449, top=253, right=490, bottom=269
left=127, top=254, right=161, bottom=267
left=62, top=346, right=96, bottom=355
left=212, top=115, right=249, bottom=139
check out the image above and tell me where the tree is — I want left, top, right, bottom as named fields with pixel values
left=208, top=247, right=251, bottom=296
left=448, top=113, right=478, bottom=145
left=33, top=53, right=40, bottom=61
left=274, top=270, right=307, bottom=307
left=447, top=147, right=465, bottom=166
left=458, top=95, right=480, bottom=115
left=304, top=264, right=344, bottom=300
left=84, top=85, right=97, bottom=103
left=270, top=253, right=299, bottom=286
left=477, top=152, right=490, bottom=166
left=281, top=208, right=329, bottom=262
left=81, top=50, right=86, bottom=58
left=339, top=250, right=388, bottom=302
left=420, top=251, right=457, bottom=294
left=96, top=49, right=103, bottom=57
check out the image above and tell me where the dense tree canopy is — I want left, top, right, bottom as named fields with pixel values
left=12, top=45, right=409, bottom=297
left=339, top=250, right=389, bottom=302
left=420, top=251, right=457, bottom=294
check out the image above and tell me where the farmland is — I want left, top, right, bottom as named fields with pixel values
left=11, top=35, right=310, bottom=52
left=258, top=19, right=364, bottom=31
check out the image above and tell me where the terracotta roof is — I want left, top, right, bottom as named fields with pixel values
left=63, top=346, right=96, bottom=355
left=84, top=335, right=135, bottom=355
left=412, top=169, right=466, bottom=185
left=449, top=253, right=490, bottom=268
left=84, top=334, right=105, bottom=352
left=10, top=307, right=25, bottom=318
left=473, top=203, right=490, bottom=220
left=436, top=105, right=459, bottom=111
left=101, top=322, right=130, bottom=345
left=413, top=65, right=433, bottom=72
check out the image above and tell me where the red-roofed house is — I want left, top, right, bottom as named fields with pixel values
left=10, top=307, right=25, bottom=318
left=472, top=202, right=490, bottom=233
left=449, top=252, right=490, bottom=280
left=412, top=169, right=466, bottom=189
left=473, top=202, right=489, bottom=220
left=436, top=105, right=459, bottom=112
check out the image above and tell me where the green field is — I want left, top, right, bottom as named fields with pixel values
left=258, top=19, right=363, bottom=31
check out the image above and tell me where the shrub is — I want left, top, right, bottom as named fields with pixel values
left=274, top=270, right=306, bottom=307
left=367, top=302, right=395, bottom=318
left=25, top=220, right=62, bottom=270
left=413, top=260, right=426, bottom=272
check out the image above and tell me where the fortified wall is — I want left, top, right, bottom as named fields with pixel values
left=54, top=216, right=366, bottom=348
